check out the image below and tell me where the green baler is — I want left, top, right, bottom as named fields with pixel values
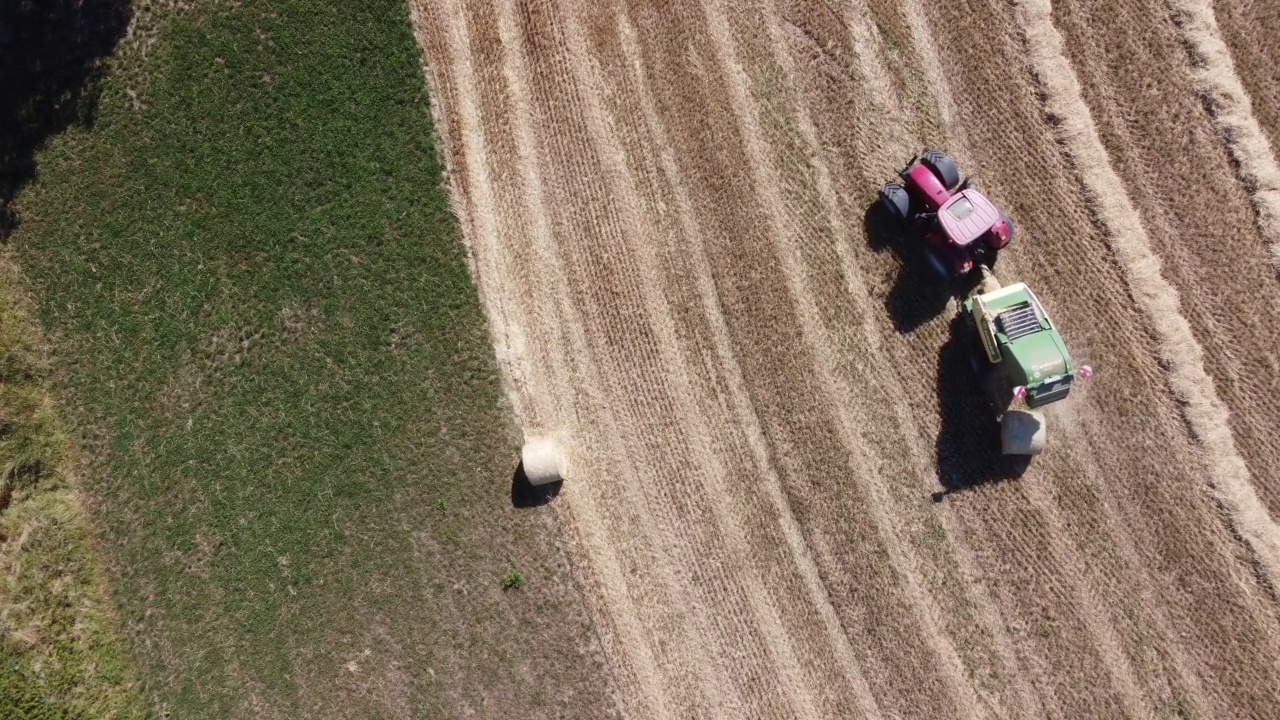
left=961, top=271, right=1092, bottom=455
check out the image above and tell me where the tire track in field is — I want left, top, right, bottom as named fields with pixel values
left=502, top=0, right=897, bottom=715
left=623, top=0, right=972, bottom=711
left=1165, top=0, right=1280, bottom=270
left=812, top=0, right=1265, bottom=712
left=813, top=5, right=1141, bottom=714
left=425, top=2, right=660, bottom=714
left=493, top=0, right=774, bottom=714
left=607, top=5, right=888, bottom=716
left=884, top=1, right=1212, bottom=712
left=698, top=1, right=985, bottom=716
left=1048, top=0, right=1280, bottom=539
left=1046, top=421, right=1219, bottom=718
left=844, top=4, right=1049, bottom=713
left=761, top=3, right=1053, bottom=716
left=553, top=2, right=825, bottom=715
left=427, top=0, right=894, bottom=714
left=1012, top=0, right=1280, bottom=596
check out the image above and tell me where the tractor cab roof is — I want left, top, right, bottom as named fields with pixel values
left=938, top=189, right=1000, bottom=247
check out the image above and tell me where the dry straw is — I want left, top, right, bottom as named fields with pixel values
left=1167, top=0, right=1280, bottom=270
left=1014, top=0, right=1280, bottom=589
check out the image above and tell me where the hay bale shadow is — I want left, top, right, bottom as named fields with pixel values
left=1, top=0, right=130, bottom=238
left=510, top=460, right=561, bottom=509
left=932, top=314, right=1030, bottom=502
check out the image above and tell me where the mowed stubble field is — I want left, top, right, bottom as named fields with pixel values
left=413, top=0, right=1280, bottom=717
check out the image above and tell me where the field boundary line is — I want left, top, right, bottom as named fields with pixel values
left=495, top=0, right=743, bottom=712
left=1013, top=0, right=1280, bottom=593
left=410, top=0, right=532, bottom=424
left=1165, top=0, right=1280, bottom=271
left=429, top=0, right=670, bottom=715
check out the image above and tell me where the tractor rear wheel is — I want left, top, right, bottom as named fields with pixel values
left=879, top=183, right=910, bottom=223
left=924, top=247, right=950, bottom=278
left=922, top=150, right=961, bottom=191
left=1001, top=410, right=1046, bottom=455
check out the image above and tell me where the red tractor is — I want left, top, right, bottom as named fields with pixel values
left=879, top=150, right=1015, bottom=278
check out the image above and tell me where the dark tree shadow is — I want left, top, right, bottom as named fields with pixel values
left=0, top=0, right=130, bottom=238
left=510, top=460, right=561, bottom=509
left=931, top=314, right=1030, bottom=502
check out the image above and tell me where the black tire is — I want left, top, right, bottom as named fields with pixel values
left=973, top=244, right=998, bottom=271
left=962, top=314, right=999, bottom=406
left=985, top=248, right=1000, bottom=270
left=879, top=182, right=910, bottom=223
left=924, top=247, right=950, bottom=278
left=963, top=314, right=985, bottom=372
left=968, top=346, right=984, bottom=373
left=922, top=150, right=961, bottom=191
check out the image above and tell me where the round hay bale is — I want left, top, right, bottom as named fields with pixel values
left=521, top=437, right=565, bottom=486
left=1001, top=410, right=1046, bottom=456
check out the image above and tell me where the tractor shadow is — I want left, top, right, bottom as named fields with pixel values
left=1, top=0, right=130, bottom=239
left=510, top=460, right=562, bottom=509
left=863, top=202, right=1003, bottom=336
left=863, top=203, right=956, bottom=334
left=931, top=314, right=1031, bottom=502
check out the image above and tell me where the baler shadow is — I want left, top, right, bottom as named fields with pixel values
left=932, top=314, right=1031, bottom=502
left=1, top=0, right=130, bottom=238
left=510, top=460, right=561, bottom=509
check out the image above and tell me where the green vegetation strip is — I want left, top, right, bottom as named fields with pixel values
left=10, top=1, right=605, bottom=717
left=0, top=260, right=141, bottom=719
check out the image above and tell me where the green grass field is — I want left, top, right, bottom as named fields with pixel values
left=8, top=1, right=609, bottom=716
